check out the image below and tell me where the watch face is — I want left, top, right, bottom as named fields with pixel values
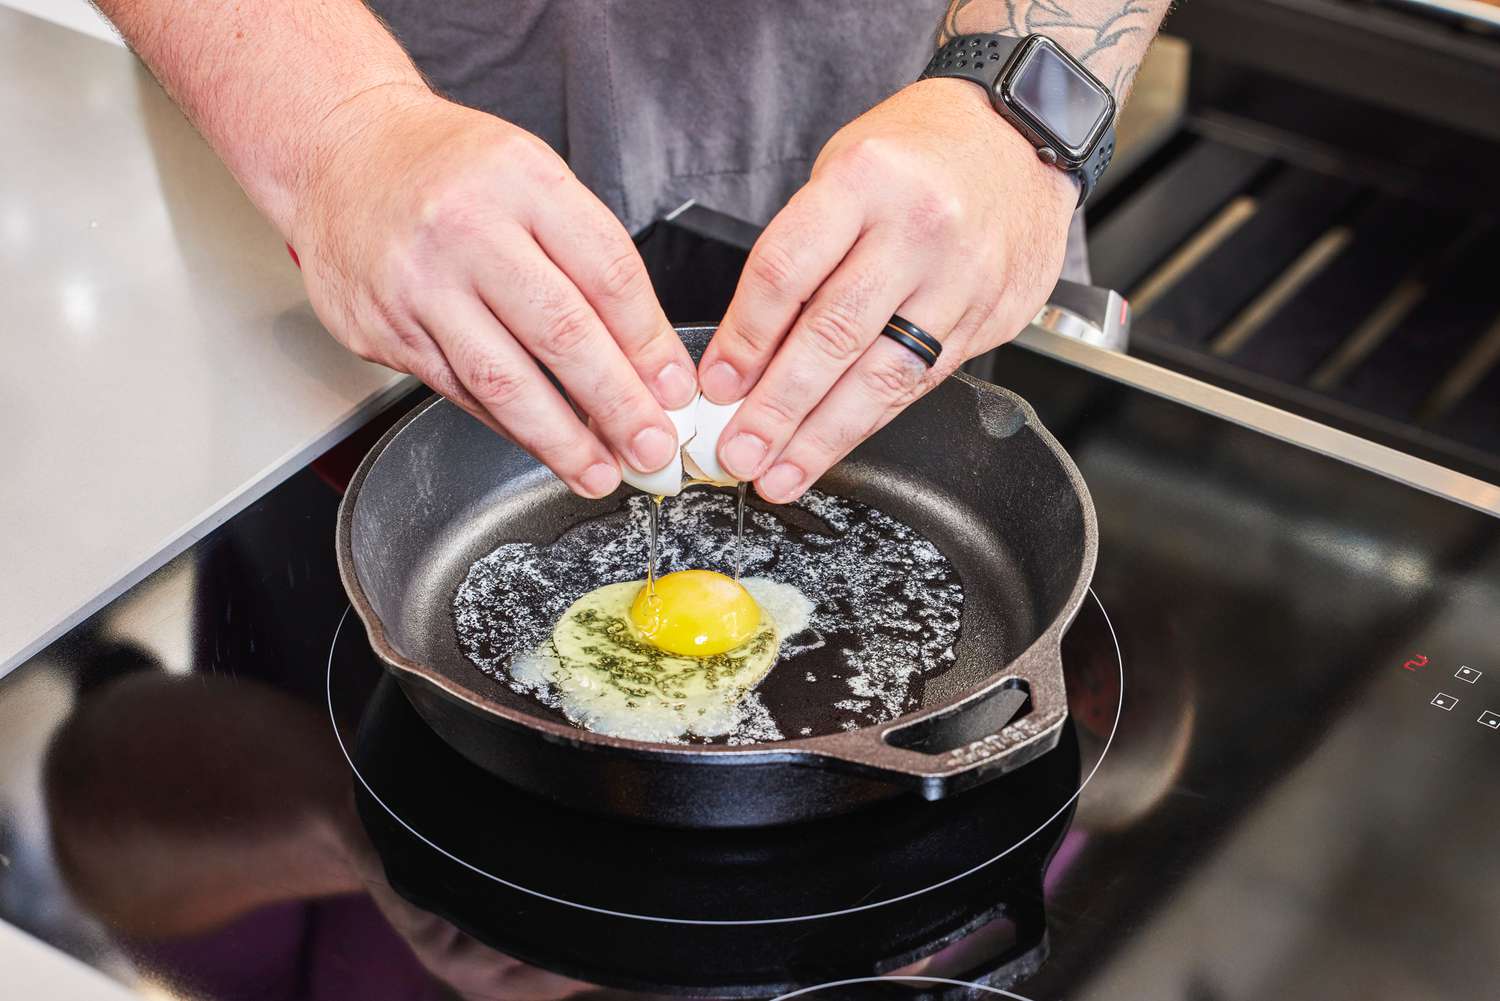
left=1003, top=37, right=1113, bottom=163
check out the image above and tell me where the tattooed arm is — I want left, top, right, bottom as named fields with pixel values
left=937, top=0, right=1174, bottom=98
left=700, top=0, right=1170, bottom=504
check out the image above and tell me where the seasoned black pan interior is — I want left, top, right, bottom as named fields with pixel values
left=347, top=328, right=1089, bottom=745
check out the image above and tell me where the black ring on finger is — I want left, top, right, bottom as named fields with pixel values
left=882, top=314, right=942, bottom=368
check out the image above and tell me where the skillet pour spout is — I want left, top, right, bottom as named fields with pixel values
left=337, top=325, right=1097, bottom=827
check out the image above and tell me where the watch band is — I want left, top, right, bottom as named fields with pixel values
left=925, top=32, right=1023, bottom=81
left=920, top=33, right=1115, bottom=206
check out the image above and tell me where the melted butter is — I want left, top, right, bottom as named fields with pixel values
left=454, top=489, right=965, bottom=744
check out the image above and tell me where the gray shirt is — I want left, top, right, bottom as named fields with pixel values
left=370, top=0, right=1088, bottom=279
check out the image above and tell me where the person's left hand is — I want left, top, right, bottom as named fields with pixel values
left=697, top=77, right=1079, bottom=502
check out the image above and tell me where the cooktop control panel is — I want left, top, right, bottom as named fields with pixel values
left=1407, top=654, right=1498, bottom=730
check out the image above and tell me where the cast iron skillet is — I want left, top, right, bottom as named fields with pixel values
left=338, top=326, right=1096, bottom=828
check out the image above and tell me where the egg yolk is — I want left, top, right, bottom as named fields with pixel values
left=629, top=570, right=762, bottom=657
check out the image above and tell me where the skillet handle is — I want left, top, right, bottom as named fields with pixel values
left=808, top=640, right=1069, bottom=800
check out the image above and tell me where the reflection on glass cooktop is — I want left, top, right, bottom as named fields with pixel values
left=2, top=222, right=1499, bottom=999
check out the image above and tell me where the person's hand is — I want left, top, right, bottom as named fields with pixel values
left=292, top=90, right=697, bottom=497
left=698, top=78, right=1078, bottom=502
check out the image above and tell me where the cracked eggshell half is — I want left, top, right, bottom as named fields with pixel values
left=618, top=402, right=696, bottom=496
left=683, top=396, right=744, bottom=486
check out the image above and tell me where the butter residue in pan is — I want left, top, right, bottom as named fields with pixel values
left=453, top=490, right=964, bottom=745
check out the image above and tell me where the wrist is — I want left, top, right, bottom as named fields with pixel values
left=270, top=80, right=432, bottom=240
left=910, top=77, right=1077, bottom=220
left=283, top=80, right=437, bottom=242
left=918, top=30, right=1115, bottom=210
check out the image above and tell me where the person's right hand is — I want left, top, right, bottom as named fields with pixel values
left=291, top=90, right=696, bottom=497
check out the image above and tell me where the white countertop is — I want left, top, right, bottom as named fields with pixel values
left=0, top=5, right=411, bottom=675
left=0, top=919, right=138, bottom=1001
left=1, top=0, right=119, bottom=46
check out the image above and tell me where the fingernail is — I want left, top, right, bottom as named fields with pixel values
left=721, top=432, right=768, bottom=479
left=631, top=426, right=677, bottom=472
left=701, top=361, right=743, bottom=403
left=579, top=462, right=620, bottom=498
left=654, top=362, right=696, bottom=408
left=760, top=462, right=804, bottom=501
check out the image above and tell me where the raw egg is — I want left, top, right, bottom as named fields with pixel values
left=510, top=576, right=813, bottom=742
left=630, top=569, right=760, bottom=656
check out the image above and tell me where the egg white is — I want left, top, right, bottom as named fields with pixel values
left=511, top=576, right=812, bottom=742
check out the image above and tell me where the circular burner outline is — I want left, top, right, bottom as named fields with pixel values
left=327, top=587, right=1122, bottom=926
left=772, top=976, right=1036, bottom=1001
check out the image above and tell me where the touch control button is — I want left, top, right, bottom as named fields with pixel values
left=1479, top=710, right=1499, bottom=730
left=1456, top=665, right=1482, bottom=683
left=1432, top=693, right=1459, bottom=711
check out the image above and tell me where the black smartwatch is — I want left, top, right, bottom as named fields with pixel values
left=920, top=34, right=1117, bottom=206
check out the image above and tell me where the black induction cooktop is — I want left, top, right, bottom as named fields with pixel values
left=2, top=218, right=1498, bottom=1001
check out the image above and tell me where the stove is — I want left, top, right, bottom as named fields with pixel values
left=1086, top=6, right=1500, bottom=486
left=1, top=217, right=1498, bottom=1001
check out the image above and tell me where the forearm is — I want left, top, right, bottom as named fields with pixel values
left=93, top=0, right=429, bottom=235
left=937, top=0, right=1173, bottom=99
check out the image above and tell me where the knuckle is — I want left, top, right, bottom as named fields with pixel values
left=534, top=302, right=597, bottom=359
left=367, top=242, right=433, bottom=315
left=502, top=133, right=568, bottom=188
left=587, top=381, right=643, bottom=428
left=391, top=321, right=428, bottom=355
left=371, top=296, right=427, bottom=355
left=906, top=191, right=965, bottom=242
left=747, top=240, right=803, bottom=299
left=838, top=135, right=898, bottom=178
left=413, top=182, right=482, bottom=242
left=721, top=314, right=781, bottom=357
left=802, top=303, right=867, bottom=363
left=413, top=358, right=465, bottom=402
left=494, top=130, right=540, bottom=162
left=491, top=129, right=540, bottom=166
left=753, top=387, right=803, bottom=428
left=357, top=276, right=430, bottom=359
left=429, top=368, right=468, bottom=403
left=862, top=350, right=929, bottom=403
left=595, top=247, right=650, bottom=304
left=466, top=358, right=529, bottom=410
left=342, top=312, right=389, bottom=365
